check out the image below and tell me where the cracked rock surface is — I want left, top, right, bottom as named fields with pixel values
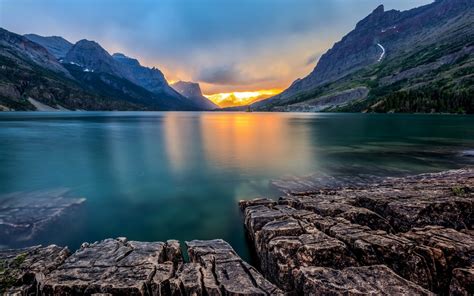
left=0, top=244, right=70, bottom=295
left=1, top=238, right=282, bottom=295
left=241, top=168, right=474, bottom=295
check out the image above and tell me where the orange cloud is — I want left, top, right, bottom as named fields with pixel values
left=204, top=89, right=282, bottom=107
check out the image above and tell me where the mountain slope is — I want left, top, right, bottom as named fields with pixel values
left=111, top=53, right=195, bottom=108
left=24, top=34, right=73, bottom=59
left=254, top=0, right=474, bottom=113
left=171, top=81, right=218, bottom=110
left=63, top=39, right=123, bottom=77
left=0, top=29, right=140, bottom=111
left=0, top=28, right=197, bottom=111
left=62, top=41, right=195, bottom=109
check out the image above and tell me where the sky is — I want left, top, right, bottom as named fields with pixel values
left=0, top=0, right=432, bottom=106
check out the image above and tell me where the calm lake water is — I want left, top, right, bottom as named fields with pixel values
left=1, top=112, right=473, bottom=260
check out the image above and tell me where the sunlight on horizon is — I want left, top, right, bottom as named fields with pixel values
left=204, top=89, right=282, bottom=107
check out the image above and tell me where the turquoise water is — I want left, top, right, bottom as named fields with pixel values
left=1, top=112, right=473, bottom=260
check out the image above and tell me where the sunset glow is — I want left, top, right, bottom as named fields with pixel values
left=204, top=89, right=282, bottom=108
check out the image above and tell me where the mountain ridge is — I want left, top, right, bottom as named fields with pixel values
left=0, top=28, right=202, bottom=111
left=171, top=81, right=218, bottom=110
left=24, top=34, right=73, bottom=59
left=253, top=0, right=474, bottom=113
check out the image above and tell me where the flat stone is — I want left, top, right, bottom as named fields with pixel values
left=296, top=265, right=433, bottom=295
left=41, top=238, right=180, bottom=295
left=401, top=226, right=474, bottom=292
left=186, top=239, right=283, bottom=295
left=324, top=219, right=435, bottom=290
left=0, top=244, right=70, bottom=294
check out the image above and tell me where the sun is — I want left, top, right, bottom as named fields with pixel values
left=204, top=89, right=282, bottom=108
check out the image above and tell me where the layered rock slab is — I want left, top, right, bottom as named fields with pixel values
left=296, top=265, right=433, bottom=295
left=2, top=238, right=281, bottom=295
left=240, top=168, right=474, bottom=294
left=186, top=239, right=283, bottom=295
left=41, top=238, right=181, bottom=295
left=0, top=244, right=70, bottom=294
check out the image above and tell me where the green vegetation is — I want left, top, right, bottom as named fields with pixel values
left=452, top=186, right=472, bottom=196
left=0, top=50, right=149, bottom=111
left=0, top=253, right=28, bottom=293
left=258, top=12, right=474, bottom=115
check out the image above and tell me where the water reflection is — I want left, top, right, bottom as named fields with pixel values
left=200, top=113, right=314, bottom=175
left=0, top=112, right=473, bottom=260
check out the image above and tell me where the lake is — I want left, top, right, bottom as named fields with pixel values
left=1, top=112, right=473, bottom=261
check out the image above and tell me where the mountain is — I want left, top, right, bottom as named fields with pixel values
left=254, top=0, right=474, bottom=113
left=24, top=34, right=73, bottom=59
left=171, top=81, right=218, bottom=110
left=63, top=39, right=123, bottom=76
left=0, top=28, right=144, bottom=111
left=0, top=28, right=199, bottom=111
left=63, top=41, right=194, bottom=108
left=111, top=53, right=194, bottom=108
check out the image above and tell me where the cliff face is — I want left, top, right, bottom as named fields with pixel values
left=254, top=0, right=474, bottom=113
left=171, top=81, right=219, bottom=110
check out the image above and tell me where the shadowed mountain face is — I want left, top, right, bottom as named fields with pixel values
left=64, top=39, right=123, bottom=76
left=254, top=0, right=474, bottom=113
left=171, top=81, right=218, bottom=110
left=24, top=34, right=73, bottom=59
left=0, top=28, right=199, bottom=111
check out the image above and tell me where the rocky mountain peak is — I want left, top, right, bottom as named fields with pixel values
left=171, top=81, right=218, bottom=110
left=74, top=39, right=106, bottom=52
left=171, top=81, right=203, bottom=98
left=372, top=4, right=385, bottom=16
left=63, top=39, right=124, bottom=77
left=24, top=34, right=73, bottom=59
left=112, top=53, right=141, bottom=67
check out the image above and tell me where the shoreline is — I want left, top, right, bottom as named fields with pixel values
left=1, top=168, right=473, bottom=295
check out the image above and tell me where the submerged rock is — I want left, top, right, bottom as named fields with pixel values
left=0, top=189, right=85, bottom=244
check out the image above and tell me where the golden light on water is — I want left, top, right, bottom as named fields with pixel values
left=204, top=89, right=282, bottom=108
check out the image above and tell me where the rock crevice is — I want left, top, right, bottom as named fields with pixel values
left=240, top=168, right=474, bottom=295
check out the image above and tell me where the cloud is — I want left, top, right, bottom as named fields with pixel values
left=0, top=0, right=434, bottom=93
left=196, top=65, right=275, bottom=86
left=305, top=53, right=322, bottom=67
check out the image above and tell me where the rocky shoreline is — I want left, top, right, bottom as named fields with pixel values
left=1, top=168, right=473, bottom=295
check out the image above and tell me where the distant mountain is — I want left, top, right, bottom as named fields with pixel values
left=63, top=39, right=123, bottom=76
left=111, top=53, right=194, bottom=108
left=171, top=81, right=218, bottom=110
left=0, top=28, right=144, bottom=111
left=254, top=0, right=474, bottom=113
left=24, top=34, right=73, bottom=59
left=0, top=28, right=199, bottom=111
